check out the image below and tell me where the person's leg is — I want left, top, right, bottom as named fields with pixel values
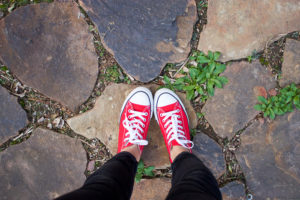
left=166, top=151, right=222, bottom=200
left=55, top=151, right=138, bottom=200
left=154, top=88, right=222, bottom=200
left=56, top=87, right=153, bottom=200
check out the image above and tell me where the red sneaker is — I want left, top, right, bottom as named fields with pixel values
left=154, top=88, right=193, bottom=163
left=117, top=87, right=153, bottom=154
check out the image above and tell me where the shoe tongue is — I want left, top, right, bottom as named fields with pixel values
left=129, top=101, right=148, bottom=112
left=159, top=102, right=179, bottom=112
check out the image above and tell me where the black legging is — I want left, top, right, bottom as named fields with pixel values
left=55, top=151, right=222, bottom=200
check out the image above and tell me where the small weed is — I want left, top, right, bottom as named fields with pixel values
left=197, top=0, right=208, bottom=10
left=0, top=0, right=53, bottom=14
left=247, top=50, right=260, bottom=63
left=163, top=51, right=228, bottom=102
left=254, top=83, right=300, bottom=119
left=103, top=65, right=130, bottom=84
left=135, top=160, right=155, bottom=183
left=196, top=112, right=204, bottom=119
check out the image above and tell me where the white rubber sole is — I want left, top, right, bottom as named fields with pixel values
left=119, top=87, right=154, bottom=123
left=154, top=88, right=189, bottom=124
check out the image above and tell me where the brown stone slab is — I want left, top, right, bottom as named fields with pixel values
left=0, top=128, right=87, bottom=200
left=202, top=61, right=276, bottom=138
left=221, top=181, right=246, bottom=200
left=0, top=2, right=98, bottom=112
left=198, top=0, right=300, bottom=62
left=79, top=0, right=197, bottom=82
left=131, top=178, right=171, bottom=200
left=279, top=39, right=300, bottom=87
left=192, top=132, right=225, bottom=178
left=0, top=86, right=27, bottom=144
left=67, top=84, right=197, bottom=168
left=236, top=110, right=300, bottom=199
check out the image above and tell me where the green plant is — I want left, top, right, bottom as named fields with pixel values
left=254, top=83, right=300, bottom=119
left=162, top=51, right=228, bottom=102
left=183, top=51, right=228, bottom=101
left=0, top=0, right=53, bottom=13
left=103, top=65, right=130, bottom=83
left=135, top=160, right=155, bottom=183
left=247, top=49, right=260, bottom=63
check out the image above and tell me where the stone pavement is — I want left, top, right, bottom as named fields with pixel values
left=0, top=0, right=299, bottom=199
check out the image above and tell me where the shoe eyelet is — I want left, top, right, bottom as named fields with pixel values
left=160, top=113, right=163, bottom=117
left=128, top=116, right=131, bottom=119
left=129, top=109, right=132, bottom=113
left=162, top=119, right=165, bottom=122
left=178, top=116, right=181, bottom=119
left=144, top=112, right=148, bottom=116
left=164, top=124, right=167, bottom=128
left=142, top=124, right=145, bottom=128
left=143, top=119, right=146, bottom=122
left=176, top=109, right=180, bottom=112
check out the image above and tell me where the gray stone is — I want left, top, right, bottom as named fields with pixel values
left=0, top=86, right=27, bottom=144
left=79, top=0, right=197, bottom=82
left=202, top=61, right=276, bottom=138
left=279, top=39, right=300, bottom=87
left=0, top=128, right=87, bottom=200
left=131, top=178, right=171, bottom=200
left=236, top=110, right=300, bottom=199
left=67, top=84, right=197, bottom=168
left=198, top=0, right=300, bottom=62
left=0, top=2, right=98, bottom=112
left=192, top=132, right=225, bottom=178
left=221, top=181, right=246, bottom=200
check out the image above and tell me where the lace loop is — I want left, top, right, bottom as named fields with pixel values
left=122, top=110, right=148, bottom=146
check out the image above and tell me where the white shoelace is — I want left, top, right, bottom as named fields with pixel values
left=161, top=109, right=194, bottom=149
left=122, top=109, right=148, bottom=146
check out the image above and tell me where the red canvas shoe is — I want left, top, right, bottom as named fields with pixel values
left=117, top=87, right=153, bottom=154
left=154, top=88, right=194, bottom=163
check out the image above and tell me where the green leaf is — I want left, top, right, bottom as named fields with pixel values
left=135, top=173, right=142, bottom=183
left=186, top=90, right=194, bottom=100
left=213, top=78, right=222, bottom=88
left=254, top=104, right=262, bottom=111
left=213, top=51, right=221, bottom=60
left=258, top=96, right=268, bottom=104
left=217, top=76, right=228, bottom=84
left=208, top=87, right=214, bottom=96
left=144, top=166, right=155, bottom=177
left=189, top=68, right=199, bottom=80
left=163, top=75, right=171, bottom=85
left=214, top=64, right=226, bottom=75
left=270, top=109, right=275, bottom=119
left=196, top=87, right=204, bottom=95
left=208, top=51, right=214, bottom=60
left=197, top=56, right=210, bottom=64
left=137, top=160, right=144, bottom=170
left=183, top=85, right=195, bottom=91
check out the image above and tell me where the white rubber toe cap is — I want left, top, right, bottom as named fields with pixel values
left=130, top=91, right=151, bottom=106
left=156, top=93, right=177, bottom=107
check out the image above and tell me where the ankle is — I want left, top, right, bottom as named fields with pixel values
left=121, top=144, right=141, bottom=161
left=170, top=145, right=189, bottom=161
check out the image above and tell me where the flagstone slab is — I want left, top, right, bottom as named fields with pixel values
left=79, top=0, right=197, bottom=82
left=67, top=84, right=197, bottom=168
left=0, top=2, right=98, bottom=112
left=192, top=132, right=225, bottom=178
left=221, top=181, right=245, bottom=200
left=0, top=86, right=27, bottom=144
left=131, top=178, right=171, bottom=200
left=236, top=110, right=300, bottom=199
left=198, top=0, right=300, bottom=62
left=202, top=61, right=276, bottom=138
left=279, top=39, right=300, bottom=87
left=0, top=128, right=87, bottom=200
